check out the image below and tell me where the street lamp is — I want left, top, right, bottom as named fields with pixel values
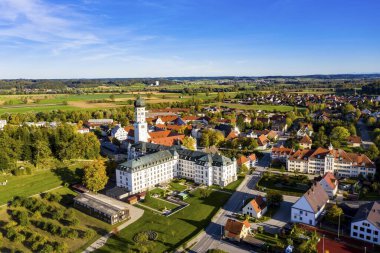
left=337, top=213, right=341, bottom=239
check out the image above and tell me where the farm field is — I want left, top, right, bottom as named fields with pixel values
left=0, top=162, right=84, bottom=205
left=0, top=92, right=221, bottom=114
left=95, top=189, right=231, bottom=253
left=0, top=187, right=113, bottom=253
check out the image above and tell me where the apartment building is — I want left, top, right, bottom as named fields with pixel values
left=287, top=144, right=375, bottom=177
left=351, top=201, right=380, bottom=245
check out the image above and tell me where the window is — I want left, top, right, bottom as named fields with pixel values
left=366, top=236, right=371, bottom=240
left=367, top=229, right=372, bottom=233
left=353, top=232, right=358, bottom=236
left=360, top=227, right=365, bottom=232
left=360, top=234, right=364, bottom=238
left=374, top=238, right=378, bottom=242
left=375, top=231, right=379, bottom=235
left=354, top=225, right=358, bottom=230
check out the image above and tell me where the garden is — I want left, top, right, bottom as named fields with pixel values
left=0, top=187, right=112, bottom=253
left=257, top=172, right=311, bottom=196
left=95, top=189, right=231, bottom=253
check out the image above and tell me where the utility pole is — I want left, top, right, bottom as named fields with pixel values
left=337, top=213, right=341, bottom=239
left=322, top=234, right=325, bottom=253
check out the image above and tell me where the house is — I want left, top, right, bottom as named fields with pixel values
left=271, top=146, right=293, bottom=162
left=111, top=125, right=128, bottom=141
left=242, top=196, right=267, bottom=218
left=319, top=172, right=338, bottom=199
left=77, top=128, right=90, bottom=134
left=215, top=124, right=239, bottom=139
left=224, top=219, right=251, bottom=241
left=73, top=193, right=130, bottom=225
left=86, top=119, right=114, bottom=128
left=299, top=135, right=312, bottom=149
left=257, top=134, right=269, bottom=150
left=347, top=136, right=362, bottom=148
left=297, top=123, right=313, bottom=137
left=267, top=130, right=279, bottom=141
left=291, top=182, right=329, bottom=226
left=350, top=201, right=380, bottom=245
left=237, top=154, right=257, bottom=169
left=271, top=120, right=287, bottom=134
left=0, top=120, right=7, bottom=130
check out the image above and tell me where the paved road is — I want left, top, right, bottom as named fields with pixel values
left=83, top=204, right=144, bottom=253
left=189, top=153, right=271, bottom=253
left=357, top=118, right=374, bottom=148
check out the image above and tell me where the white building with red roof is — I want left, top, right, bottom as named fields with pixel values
left=319, top=172, right=338, bottom=199
left=242, top=195, right=267, bottom=218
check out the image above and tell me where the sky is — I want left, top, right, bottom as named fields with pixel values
left=0, top=0, right=379, bottom=78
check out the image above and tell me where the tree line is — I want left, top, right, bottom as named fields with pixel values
left=0, top=124, right=100, bottom=173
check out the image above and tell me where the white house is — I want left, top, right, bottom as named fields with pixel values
left=319, top=172, right=338, bottom=199
left=0, top=120, right=7, bottom=130
left=351, top=201, right=380, bottom=245
left=242, top=195, right=267, bottom=218
left=291, top=183, right=329, bottom=226
left=111, top=125, right=128, bottom=141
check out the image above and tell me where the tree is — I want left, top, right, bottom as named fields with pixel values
left=199, top=187, right=211, bottom=199
left=266, top=191, right=283, bottom=206
left=330, top=126, right=350, bottom=143
left=82, top=159, right=109, bottom=193
left=348, top=124, right=357, bottom=136
left=182, top=136, right=196, bottom=150
left=298, top=231, right=319, bottom=253
left=366, top=144, right=379, bottom=160
left=367, top=117, right=376, bottom=126
left=240, top=164, right=249, bottom=174
left=109, top=94, right=115, bottom=101
left=326, top=204, right=344, bottom=224
left=343, top=104, right=355, bottom=114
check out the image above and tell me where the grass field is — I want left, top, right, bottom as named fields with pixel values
left=142, top=196, right=179, bottom=211
left=0, top=92, right=221, bottom=114
left=96, top=189, right=231, bottom=253
left=169, top=181, right=188, bottom=192
left=0, top=163, right=84, bottom=205
left=211, top=103, right=304, bottom=112
left=0, top=187, right=112, bottom=253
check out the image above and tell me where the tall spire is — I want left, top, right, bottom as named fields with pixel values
left=328, top=143, right=334, bottom=150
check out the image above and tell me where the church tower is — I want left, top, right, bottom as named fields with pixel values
left=133, top=96, right=149, bottom=143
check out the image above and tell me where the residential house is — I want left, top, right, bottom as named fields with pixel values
left=224, top=219, right=251, bottom=241
left=297, top=123, right=313, bottom=137
left=271, top=146, right=293, bottom=162
left=299, top=135, right=312, bottom=149
left=111, top=125, right=128, bottom=141
left=351, top=201, right=380, bottom=245
left=291, top=182, right=329, bottom=226
left=242, top=196, right=267, bottom=218
left=257, top=134, right=270, bottom=150
left=86, top=119, right=114, bottom=129
left=0, top=120, right=7, bottom=130
left=347, top=136, right=362, bottom=148
left=237, top=154, right=257, bottom=169
left=319, top=172, right=338, bottom=199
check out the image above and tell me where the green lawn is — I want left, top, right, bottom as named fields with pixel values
left=149, top=188, right=165, bottom=196
left=223, top=175, right=245, bottom=191
left=0, top=164, right=83, bottom=205
left=141, top=196, right=179, bottom=211
left=96, top=189, right=231, bottom=253
left=169, top=181, right=188, bottom=192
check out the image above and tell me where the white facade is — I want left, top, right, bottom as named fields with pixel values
left=291, top=196, right=327, bottom=226
left=242, top=199, right=267, bottom=219
left=0, top=120, right=7, bottom=130
left=111, top=125, right=128, bottom=141
left=351, top=220, right=380, bottom=245
left=133, top=105, right=149, bottom=143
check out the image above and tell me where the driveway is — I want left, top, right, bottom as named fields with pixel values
left=260, top=195, right=299, bottom=234
left=357, top=118, right=374, bottom=148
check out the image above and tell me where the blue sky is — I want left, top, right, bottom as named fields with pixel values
left=0, top=0, right=379, bottom=78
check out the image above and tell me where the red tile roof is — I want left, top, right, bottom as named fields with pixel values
left=322, top=172, right=337, bottom=190
left=299, top=135, right=312, bottom=144
left=225, top=219, right=250, bottom=235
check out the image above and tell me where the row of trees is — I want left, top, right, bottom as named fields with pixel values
left=0, top=124, right=100, bottom=173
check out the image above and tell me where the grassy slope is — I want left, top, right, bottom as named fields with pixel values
left=0, top=164, right=82, bottom=205
left=96, top=189, right=231, bottom=253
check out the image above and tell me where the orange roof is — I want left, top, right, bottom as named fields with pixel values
left=258, top=134, right=269, bottom=146
left=322, top=172, right=337, bottom=190
left=226, top=131, right=238, bottom=140
left=225, top=219, right=250, bottom=235
left=272, top=146, right=293, bottom=155
left=249, top=195, right=267, bottom=213
left=154, top=116, right=178, bottom=123
left=299, top=135, right=312, bottom=144
left=149, top=130, right=172, bottom=139
left=347, top=135, right=362, bottom=144
left=182, top=116, right=199, bottom=121
left=237, top=155, right=249, bottom=166
left=149, top=134, right=185, bottom=146
left=267, top=130, right=278, bottom=139
left=248, top=154, right=257, bottom=161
